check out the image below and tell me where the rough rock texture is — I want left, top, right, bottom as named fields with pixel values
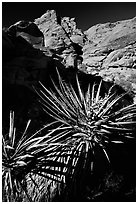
left=35, top=11, right=136, bottom=98
left=35, top=10, right=85, bottom=67
left=2, top=10, right=136, bottom=124
left=35, top=10, right=85, bottom=48
left=83, top=18, right=136, bottom=97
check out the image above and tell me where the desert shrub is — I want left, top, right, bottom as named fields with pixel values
left=2, top=73, right=136, bottom=201
left=34, top=73, right=135, bottom=201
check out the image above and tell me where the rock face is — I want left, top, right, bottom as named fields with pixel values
left=35, top=10, right=85, bottom=48
left=83, top=18, right=136, bottom=97
left=2, top=10, right=136, bottom=125
left=35, top=11, right=136, bottom=98
left=35, top=10, right=85, bottom=67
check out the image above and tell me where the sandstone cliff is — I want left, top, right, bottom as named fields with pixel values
left=35, top=10, right=136, bottom=98
left=2, top=10, right=136, bottom=126
left=83, top=18, right=136, bottom=97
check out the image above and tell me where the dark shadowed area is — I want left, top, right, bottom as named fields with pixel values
left=2, top=2, right=136, bottom=31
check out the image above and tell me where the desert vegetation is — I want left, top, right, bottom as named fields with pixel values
left=2, top=72, right=136, bottom=202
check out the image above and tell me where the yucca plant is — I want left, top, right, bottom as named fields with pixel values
left=34, top=72, right=136, bottom=200
left=2, top=111, right=67, bottom=201
left=3, top=73, right=136, bottom=201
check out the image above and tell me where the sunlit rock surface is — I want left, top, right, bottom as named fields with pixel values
left=83, top=18, right=136, bottom=95
left=35, top=11, right=135, bottom=97
left=3, top=10, right=136, bottom=99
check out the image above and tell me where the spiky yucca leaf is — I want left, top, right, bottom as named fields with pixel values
left=2, top=111, right=67, bottom=201
left=3, top=74, right=135, bottom=201
left=35, top=74, right=136, bottom=183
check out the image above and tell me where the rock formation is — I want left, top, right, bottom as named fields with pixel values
left=2, top=10, right=136, bottom=127
left=3, top=9, right=135, bottom=98
left=35, top=10, right=136, bottom=99
left=35, top=10, right=86, bottom=68
left=83, top=18, right=136, bottom=98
